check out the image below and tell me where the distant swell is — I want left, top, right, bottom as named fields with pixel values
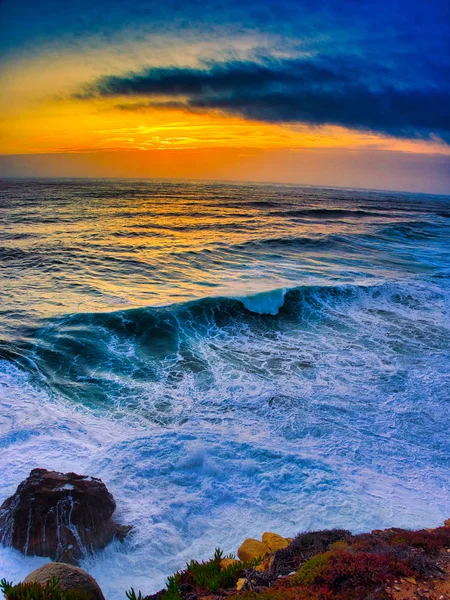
left=268, top=208, right=387, bottom=219
left=229, top=234, right=344, bottom=252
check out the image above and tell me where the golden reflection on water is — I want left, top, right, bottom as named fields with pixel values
left=2, top=178, right=384, bottom=319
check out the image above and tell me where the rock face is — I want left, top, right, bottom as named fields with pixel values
left=219, top=557, right=240, bottom=571
left=237, top=538, right=270, bottom=562
left=0, top=468, right=131, bottom=564
left=24, top=563, right=105, bottom=600
left=261, top=532, right=290, bottom=552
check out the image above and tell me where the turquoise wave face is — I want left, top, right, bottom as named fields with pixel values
left=4, top=282, right=450, bottom=416
left=0, top=179, right=449, bottom=599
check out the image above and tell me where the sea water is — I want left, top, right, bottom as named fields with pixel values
left=0, top=178, right=449, bottom=598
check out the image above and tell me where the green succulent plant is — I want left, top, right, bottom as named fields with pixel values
left=0, top=578, right=89, bottom=600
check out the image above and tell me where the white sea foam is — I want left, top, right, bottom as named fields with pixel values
left=1, top=278, right=449, bottom=600
left=1, top=181, right=450, bottom=599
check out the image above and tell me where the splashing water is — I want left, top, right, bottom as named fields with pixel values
left=0, top=179, right=449, bottom=599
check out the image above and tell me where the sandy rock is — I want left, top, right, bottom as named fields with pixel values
left=262, top=532, right=290, bottom=552
left=220, top=558, right=240, bottom=570
left=236, top=578, right=246, bottom=591
left=0, top=468, right=131, bottom=564
left=255, top=555, right=274, bottom=572
left=24, top=562, right=105, bottom=600
left=238, top=538, right=270, bottom=562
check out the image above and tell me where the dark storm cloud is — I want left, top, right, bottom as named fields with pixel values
left=2, top=0, right=449, bottom=141
left=77, top=57, right=450, bottom=142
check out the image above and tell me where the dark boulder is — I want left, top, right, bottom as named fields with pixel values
left=24, top=562, right=105, bottom=600
left=0, top=468, right=131, bottom=564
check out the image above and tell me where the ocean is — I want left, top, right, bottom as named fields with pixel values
left=0, top=178, right=449, bottom=598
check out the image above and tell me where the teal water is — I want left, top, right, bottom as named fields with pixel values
left=0, top=179, right=449, bottom=598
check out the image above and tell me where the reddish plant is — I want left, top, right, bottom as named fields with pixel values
left=290, top=549, right=411, bottom=599
left=389, top=528, right=450, bottom=555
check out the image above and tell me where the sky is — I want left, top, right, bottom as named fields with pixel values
left=0, top=0, right=449, bottom=192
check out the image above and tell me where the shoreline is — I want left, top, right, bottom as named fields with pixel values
left=3, top=521, right=450, bottom=600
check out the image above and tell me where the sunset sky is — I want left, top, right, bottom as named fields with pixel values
left=1, top=0, right=449, bottom=192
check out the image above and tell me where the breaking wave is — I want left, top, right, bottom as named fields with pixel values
left=1, top=179, right=450, bottom=600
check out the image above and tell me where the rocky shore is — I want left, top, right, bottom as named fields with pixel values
left=0, top=469, right=131, bottom=564
left=139, top=524, right=450, bottom=600
left=1, top=470, right=449, bottom=600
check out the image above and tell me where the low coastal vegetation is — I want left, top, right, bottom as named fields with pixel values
left=164, top=548, right=257, bottom=597
left=137, top=524, right=450, bottom=600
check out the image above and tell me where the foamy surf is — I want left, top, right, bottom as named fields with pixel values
left=0, top=179, right=449, bottom=599
left=0, top=347, right=449, bottom=599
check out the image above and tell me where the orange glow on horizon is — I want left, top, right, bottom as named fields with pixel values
left=1, top=45, right=449, bottom=194
left=2, top=95, right=449, bottom=158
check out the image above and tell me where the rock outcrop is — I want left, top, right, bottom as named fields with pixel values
left=237, top=538, right=270, bottom=562
left=0, top=468, right=131, bottom=564
left=24, top=563, right=105, bottom=600
left=261, top=532, right=290, bottom=552
left=236, top=533, right=291, bottom=563
left=219, top=557, right=239, bottom=570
